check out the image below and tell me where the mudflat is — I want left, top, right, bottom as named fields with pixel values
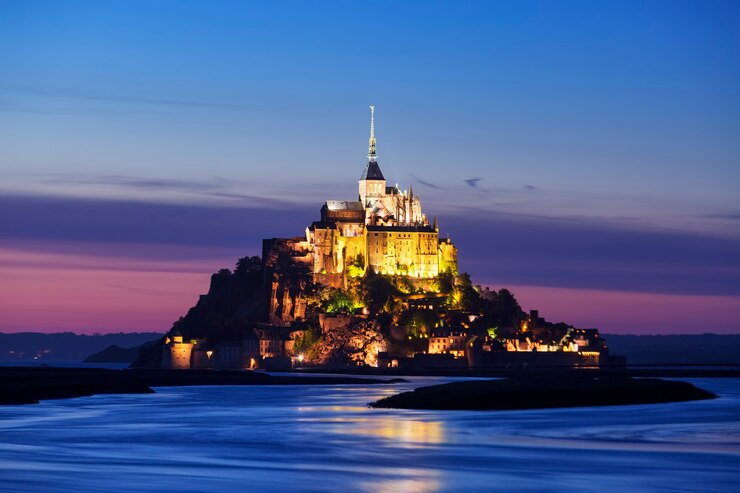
left=370, top=376, right=717, bottom=410
left=1, top=367, right=402, bottom=405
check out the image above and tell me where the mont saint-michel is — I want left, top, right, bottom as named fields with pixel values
left=134, top=108, right=622, bottom=372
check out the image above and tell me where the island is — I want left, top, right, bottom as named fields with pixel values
left=133, top=107, right=625, bottom=374
left=5, top=108, right=720, bottom=411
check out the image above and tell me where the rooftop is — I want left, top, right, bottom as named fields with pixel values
left=324, top=200, right=364, bottom=211
left=360, top=160, right=385, bottom=180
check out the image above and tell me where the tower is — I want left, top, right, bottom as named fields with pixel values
left=359, top=105, right=386, bottom=207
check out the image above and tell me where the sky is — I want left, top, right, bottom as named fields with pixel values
left=0, top=0, right=738, bottom=334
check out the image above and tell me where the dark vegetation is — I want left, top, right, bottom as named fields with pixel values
left=132, top=256, right=265, bottom=367
left=370, top=376, right=717, bottom=411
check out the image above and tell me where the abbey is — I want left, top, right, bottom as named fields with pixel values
left=306, top=106, right=457, bottom=280
left=155, top=107, right=621, bottom=371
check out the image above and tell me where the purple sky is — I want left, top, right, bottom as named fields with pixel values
left=1, top=192, right=738, bottom=334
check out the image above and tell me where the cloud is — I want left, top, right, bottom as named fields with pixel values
left=701, top=212, right=740, bottom=221
left=41, top=174, right=226, bottom=191
left=409, top=175, right=446, bottom=190
left=26, top=173, right=303, bottom=209
left=447, top=210, right=740, bottom=297
left=2, top=193, right=739, bottom=298
left=0, top=193, right=310, bottom=252
left=4, top=85, right=251, bottom=111
left=105, top=283, right=191, bottom=297
left=464, top=177, right=483, bottom=189
left=523, top=184, right=537, bottom=191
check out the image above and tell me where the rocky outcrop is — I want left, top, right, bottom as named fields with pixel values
left=312, top=319, right=388, bottom=366
left=262, top=238, right=313, bottom=324
left=131, top=258, right=266, bottom=367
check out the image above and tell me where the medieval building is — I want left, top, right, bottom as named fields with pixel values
left=307, top=106, right=457, bottom=280
left=263, top=107, right=458, bottom=322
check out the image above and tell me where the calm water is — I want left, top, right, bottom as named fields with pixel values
left=0, top=376, right=738, bottom=492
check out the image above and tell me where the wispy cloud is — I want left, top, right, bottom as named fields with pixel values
left=3, top=85, right=252, bottom=111
left=105, top=283, right=193, bottom=297
left=409, top=175, right=446, bottom=190
left=464, top=177, right=483, bottom=189
left=23, top=173, right=305, bottom=209
left=701, top=212, right=740, bottom=221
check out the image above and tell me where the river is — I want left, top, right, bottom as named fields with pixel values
left=0, top=376, right=738, bottom=492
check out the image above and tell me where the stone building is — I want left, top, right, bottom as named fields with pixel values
left=264, top=106, right=457, bottom=299
left=428, top=328, right=469, bottom=357
left=162, top=333, right=194, bottom=369
left=263, top=106, right=458, bottom=323
left=306, top=107, right=457, bottom=280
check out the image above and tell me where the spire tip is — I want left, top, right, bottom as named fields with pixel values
left=368, top=105, right=377, bottom=161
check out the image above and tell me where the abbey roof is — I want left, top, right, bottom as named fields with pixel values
left=324, top=200, right=364, bottom=211
left=360, top=160, right=385, bottom=180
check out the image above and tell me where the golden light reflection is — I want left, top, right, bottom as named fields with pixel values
left=298, top=406, right=367, bottom=413
left=344, top=417, right=445, bottom=447
left=366, top=477, right=441, bottom=493
left=297, top=405, right=445, bottom=447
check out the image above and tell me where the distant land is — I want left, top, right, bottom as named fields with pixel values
left=1, top=332, right=739, bottom=365
left=0, top=332, right=162, bottom=363
left=84, top=340, right=160, bottom=364
left=604, top=334, right=740, bottom=365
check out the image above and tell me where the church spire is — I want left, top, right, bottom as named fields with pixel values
left=368, top=105, right=377, bottom=162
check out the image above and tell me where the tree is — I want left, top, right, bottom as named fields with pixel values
left=346, top=254, right=365, bottom=278
left=235, top=256, right=261, bottom=277
left=435, top=271, right=455, bottom=294
left=293, top=328, right=319, bottom=356
left=447, top=273, right=481, bottom=311
left=362, top=270, right=397, bottom=314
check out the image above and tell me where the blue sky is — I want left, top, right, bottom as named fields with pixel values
left=0, top=0, right=738, bottom=333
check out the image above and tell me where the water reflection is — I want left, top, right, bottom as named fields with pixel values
left=298, top=402, right=445, bottom=447
left=365, top=475, right=441, bottom=493
left=344, top=417, right=445, bottom=447
left=0, top=378, right=737, bottom=493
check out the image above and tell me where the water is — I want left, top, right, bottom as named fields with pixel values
left=0, top=377, right=738, bottom=492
